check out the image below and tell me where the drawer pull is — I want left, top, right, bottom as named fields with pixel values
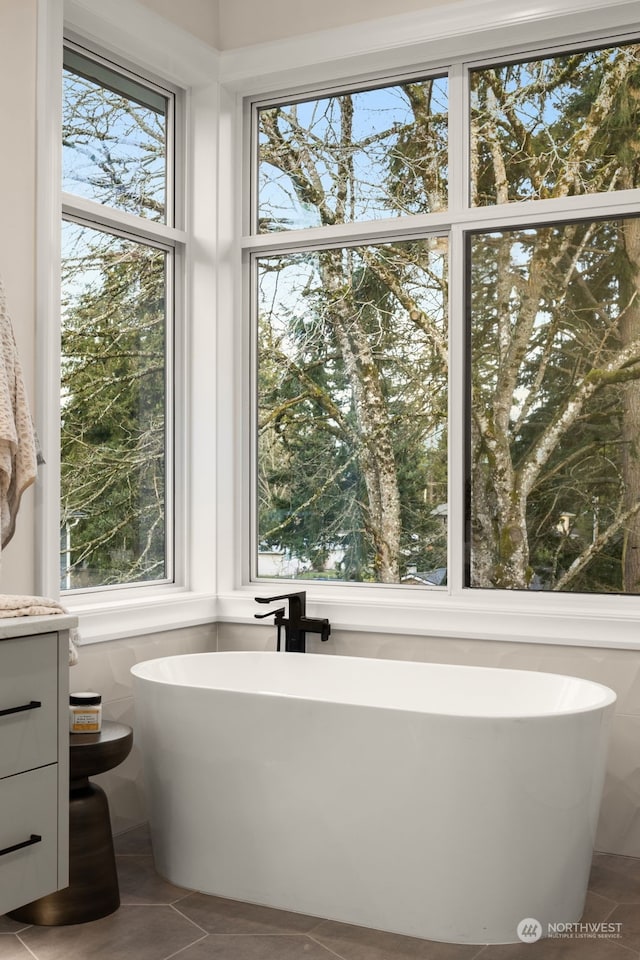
left=0, top=700, right=42, bottom=718
left=0, top=834, right=42, bottom=857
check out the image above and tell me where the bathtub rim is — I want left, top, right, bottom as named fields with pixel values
left=130, top=650, right=617, bottom=720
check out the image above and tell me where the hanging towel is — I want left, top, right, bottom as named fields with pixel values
left=0, top=278, right=37, bottom=549
left=0, top=594, right=79, bottom=665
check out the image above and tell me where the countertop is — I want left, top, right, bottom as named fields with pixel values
left=0, top=614, right=78, bottom=640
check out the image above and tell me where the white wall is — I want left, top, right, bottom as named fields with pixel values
left=135, top=0, right=219, bottom=47
left=130, top=0, right=464, bottom=50
left=71, top=623, right=217, bottom=834
left=0, top=0, right=38, bottom=595
left=217, top=0, right=461, bottom=48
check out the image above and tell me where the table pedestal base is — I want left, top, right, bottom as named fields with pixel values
left=10, top=779, right=119, bottom=925
left=9, top=721, right=133, bottom=926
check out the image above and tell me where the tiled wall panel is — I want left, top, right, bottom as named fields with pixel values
left=218, top=622, right=640, bottom=858
left=79, top=619, right=640, bottom=856
left=71, top=624, right=217, bottom=836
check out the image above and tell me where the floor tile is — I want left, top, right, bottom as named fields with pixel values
left=0, top=938, right=37, bottom=960
left=475, top=934, right=637, bottom=959
left=3, top=846, right=640, bottom=960
left=606, top=902, right=640, bottom=953
left=117, top=855, right=191, bottom=905
left=0, top=918, right=27, bottom=935
left=581, top=889, right=618, bottom=920
left=114, top=823, right=153, bottom=856
left=309, top=919, right=483, bottom=960
left=174, top=893, right=322, bottom=935
left=589, top=855, right=640, bottom=903
left=17, top=904, right=205, bottom=960
left=169, top=933, right=341, bottom=959
left=593, top=854, right=640, bottom=885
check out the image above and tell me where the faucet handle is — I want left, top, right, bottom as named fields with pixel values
left=255, top=590, right=306, bottom=620
left=255, top=591, right=306, bottom=605
left=254, top=606, right=285, bottom=621
left=254, top=606, right=286, bottom=653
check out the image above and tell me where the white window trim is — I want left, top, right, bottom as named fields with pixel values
left=216, top=0, right=640, bottom=649
left=61, top=39, right=183, bottom=595
left=36, top=0, right=640, bottom=648
left=36, top=0, right=218, bottom=641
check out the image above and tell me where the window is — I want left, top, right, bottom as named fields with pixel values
left=470, top=44, right=639, bottom=206
left=253, top=77, right=449, bottom=585
left=256, top=239, right=448, bottom=584
left=61, top=41, right=178, bottom=591
left=249, top=35, right=640, bottom=596
left=469, top=217, right=640, bottom=593
left=256, top=78, right=448, bottom=231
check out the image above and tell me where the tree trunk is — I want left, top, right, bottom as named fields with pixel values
left=620, top=217, right=640, bottom=592
left=321, top=251, right=402, bottom=582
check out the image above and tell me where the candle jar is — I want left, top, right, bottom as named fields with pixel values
left=69, top=692, right=102, bottom=733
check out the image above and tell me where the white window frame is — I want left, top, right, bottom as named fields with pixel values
left=36, top=0, right=218, bottom=641
left=61, top=36, right=180, bottom=595
left=216, top=0, right=640, bottom=649
left=36, top=0, right=640, bottom=649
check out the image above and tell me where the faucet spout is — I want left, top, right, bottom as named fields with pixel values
left=299, top=616, right=331, bottom=642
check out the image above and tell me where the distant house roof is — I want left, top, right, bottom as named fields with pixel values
left=401, top=566, right=447, bottom=586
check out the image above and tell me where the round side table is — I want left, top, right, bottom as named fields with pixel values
left=10, top=720, right=133, bottom=925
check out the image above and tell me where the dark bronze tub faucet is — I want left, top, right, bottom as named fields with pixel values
left=254, top=590, right=331, bottom=652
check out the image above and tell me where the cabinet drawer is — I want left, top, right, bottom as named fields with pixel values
left=0, top=765, right=60, bottom=915
left=0, top=633, right=58, bottom=779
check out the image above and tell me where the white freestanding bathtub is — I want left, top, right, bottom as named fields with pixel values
left=131, top=651, right=615, bottom=944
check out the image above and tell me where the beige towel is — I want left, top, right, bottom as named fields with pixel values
left=0, top=594, right=79, bottom=665
left=0, top=279, right=37, bottom=549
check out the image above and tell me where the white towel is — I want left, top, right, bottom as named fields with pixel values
left=0, top=278, right=37, bottom=549
left=0, top=594, right=79, bottom=665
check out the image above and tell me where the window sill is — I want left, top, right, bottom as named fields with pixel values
left=66, top=590, right=217, bottom=644
left=217, top=586, right=640, bottom=651
left=65, top=583, right=640, bottom=649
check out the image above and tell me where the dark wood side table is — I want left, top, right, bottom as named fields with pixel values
left=9, top=720, right=133, bottom=925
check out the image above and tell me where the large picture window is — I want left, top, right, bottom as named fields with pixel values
left=250, top=35, right=640, bottom=595
left=61, top=42, right=177, bottom=591
left=469, top=216, right=640, bottom=593
left=254, top=77, right=449, bottom=584
left=257, top=239, right=447, bottom=583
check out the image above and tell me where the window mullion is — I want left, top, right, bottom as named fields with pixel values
left=447, top=61, right=468, bottom=215
left=61, top=194, right=186, bottom=247
left=446, top=61, right=468, bottom=596
left=448, top=222, right=467, bottom=596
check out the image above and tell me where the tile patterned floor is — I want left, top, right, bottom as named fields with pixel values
left=1, top=827, right=640, bottom=960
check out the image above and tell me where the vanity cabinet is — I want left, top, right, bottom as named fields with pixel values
left=0, top=621, right=73, bottom=915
